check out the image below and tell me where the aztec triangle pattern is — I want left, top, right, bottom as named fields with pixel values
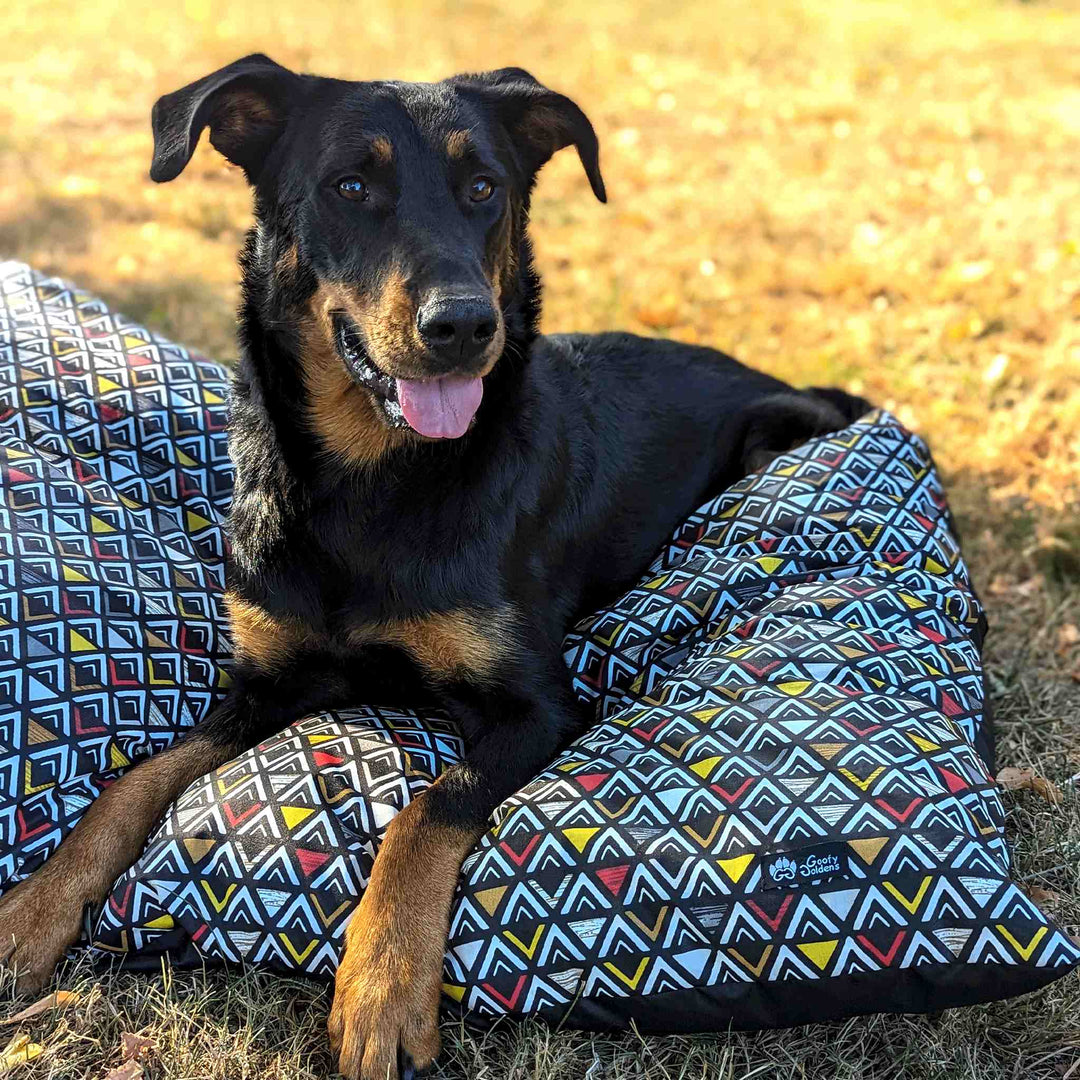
left=1, top=262, right=1077, bottom=1033
left=0, top=262, right=233, bottom=885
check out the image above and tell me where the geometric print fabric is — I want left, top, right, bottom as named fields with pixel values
left=1, top=261, right=1077, bottom=1032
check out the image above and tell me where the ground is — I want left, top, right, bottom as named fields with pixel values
left=0, top=0, right=1078, bottom=1076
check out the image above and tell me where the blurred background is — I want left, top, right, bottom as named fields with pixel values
left=1, top=4, right=1079, bottom=1075
left=1, top=0, right=1078, bottom=516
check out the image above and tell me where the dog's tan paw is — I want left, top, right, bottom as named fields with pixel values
left=0, top=870, right=84, bottom=994
left=327, top=926, right=441, bottom=1080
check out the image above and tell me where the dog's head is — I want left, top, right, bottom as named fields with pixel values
left=150, top=55, right=604, bottom=455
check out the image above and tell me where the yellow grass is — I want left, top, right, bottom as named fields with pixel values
left=2, top=0, right=1079, bottom=509
left=1, top=2, right=1080, bottom=1078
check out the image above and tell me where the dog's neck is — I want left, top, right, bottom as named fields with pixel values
left=225, top=222, right=544, bottom=577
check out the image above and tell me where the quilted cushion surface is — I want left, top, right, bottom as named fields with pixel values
left=1, top=261, right=1076, bottom=1033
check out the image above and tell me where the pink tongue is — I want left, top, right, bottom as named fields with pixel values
left=395, top=375, right=484, bottom=439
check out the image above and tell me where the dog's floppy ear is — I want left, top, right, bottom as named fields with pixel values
left=454, top=68, right=606, bottom=203
left=150, top=53, right=301, bottom=183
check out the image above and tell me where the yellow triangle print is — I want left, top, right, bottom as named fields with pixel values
left=717, top=853, right=754, bottom=883
left=908, top=733, right=939, bottom=752
left=604, top=956, right=649, bottom=990
left=564, top=827, right=600, bottom=853
left=847, top=836, right=889, bottom=865
left=201, top=880, right=237, bottom=913
left=839, top=766, right=884, bottom=791
left=62, top=565, right=90, bottom=582
left=756, top=556, right=782, bottom=573
left=23, top=760, right=54, bottom=795
left=504, top=924, right=544, bottom=959
left=690, top=756, right=721, bottom=779
left=110, top=743, right=131, bottom=769
left=282, top=806, right=315, bottom=830
left=884, top=876, right=932, bottom=914
left=798, top=940, right=838, bottom=970
left=778, top=680, right=812, bottom=696
left=68, top=628, right=95, bottom=652
left=185, top=510, right=212, bottom=532
left=144, top=914, right=175, bottom=930
left=183, top=837, right=216, bottom=863
left=995, top=923, right=1047, bottom=961
left=474, top=886, right=507, bottom=916
left=279, top=934, right=318, bottom=964
left=442, top=983, right=465, bottom=1003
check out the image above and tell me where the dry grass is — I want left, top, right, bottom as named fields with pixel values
left=1, top=0, right=1079, bottom=1077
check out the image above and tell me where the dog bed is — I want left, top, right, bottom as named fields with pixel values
left=1, top=260, right=1076, bottom=1032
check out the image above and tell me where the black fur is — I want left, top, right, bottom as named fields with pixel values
left=150, top=55, right=871, bottom=1077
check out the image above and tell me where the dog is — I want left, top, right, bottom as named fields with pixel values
left=0, top=55, right=868, bottom=1080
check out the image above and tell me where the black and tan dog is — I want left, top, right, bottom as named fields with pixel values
left=0, top=55, right=867, bottom=1080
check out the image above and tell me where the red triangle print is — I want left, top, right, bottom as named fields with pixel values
left=596, top=864, right=630, bottom=896
left=500, top=834, right=540, bottom=867
left=941, top=692, right=963, bottom=717
left=296, top=849, right=331, bottom=878
left=857, top=930, right=906, bottom=966
left=15, top=808, right=52, bottom=842
left=222, top=800, right=263, bottom=828
left=109, top=881, right=135, bottom=918
left=937, top=766, right=967, bottom=794
left=312, top=751, right=344, bottom=768
left=577, top=772, right=609, bottom=792
left=747, top=893, right=793, bottom=932
left=483, top=974, right=526, bottom=1010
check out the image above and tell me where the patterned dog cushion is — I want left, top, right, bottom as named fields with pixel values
left=1, top=261, right=1077, bottom=1033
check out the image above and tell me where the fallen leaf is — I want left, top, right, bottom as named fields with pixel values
left=105, top=1061, right=143, bottom=1080
left=997, top=766, right=1034, bottom=791
left=1, top=990, right=81, bottom=1025
left=120, top=1032, right=155, bottom=1062
left=1, top=1033, right=44, bottom=1068
left=1025, top=885, right=1062, bottom=906
left=1032, top=775, right=1064, bottom=806
left=997, top=766, right=1064, bottom=805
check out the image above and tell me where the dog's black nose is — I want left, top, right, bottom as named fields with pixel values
left=416, top=295, right=497, bottom=366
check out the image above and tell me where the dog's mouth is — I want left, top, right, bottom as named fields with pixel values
left=333, top=313, right=484, bottom=440
left=333, top=314, right=408, bottom=429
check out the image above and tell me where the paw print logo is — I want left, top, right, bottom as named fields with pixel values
left=769, top=855, right=797, bottom=882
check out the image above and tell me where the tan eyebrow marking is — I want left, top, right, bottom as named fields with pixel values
left=445, top=129, right=473, bottom=159
left=371, top=136, right=394, bottom=165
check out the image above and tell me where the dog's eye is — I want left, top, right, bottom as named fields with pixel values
left=468, top=176, right=496, bottom=203
left=337, top=177, right=369, bottom=202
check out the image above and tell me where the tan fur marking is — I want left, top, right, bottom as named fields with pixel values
left=328, top=790, right=480, bottom=1077
left=300, top=266, right=505, bottom=468
left=0, top=736, right=232, bottom=992
left=275, top=242, right=299, bottom=277
left=370, top=136, right=394, bottom=165
left=487, top=199, right=520, bottom=304
left=445, top=129, right=473, bottom=159
left=349, top=606, right=517, bottom=685
left=301, top=281, right=412, bottom=467
left=225, top=591, right=313, bottom=671
left=359, top=268, right=422, bottom=372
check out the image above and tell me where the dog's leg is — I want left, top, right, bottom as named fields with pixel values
left=0, top=665, right=351, bottom=993
left=328, top=664, right=579, bottom=1080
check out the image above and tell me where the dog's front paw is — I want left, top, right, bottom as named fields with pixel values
left=0, top=867, right=84, bottom=994
left=327, top=905, right=442, bottom=1080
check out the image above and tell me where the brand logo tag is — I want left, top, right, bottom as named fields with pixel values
left=763, top=842, right=849, bottom=889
